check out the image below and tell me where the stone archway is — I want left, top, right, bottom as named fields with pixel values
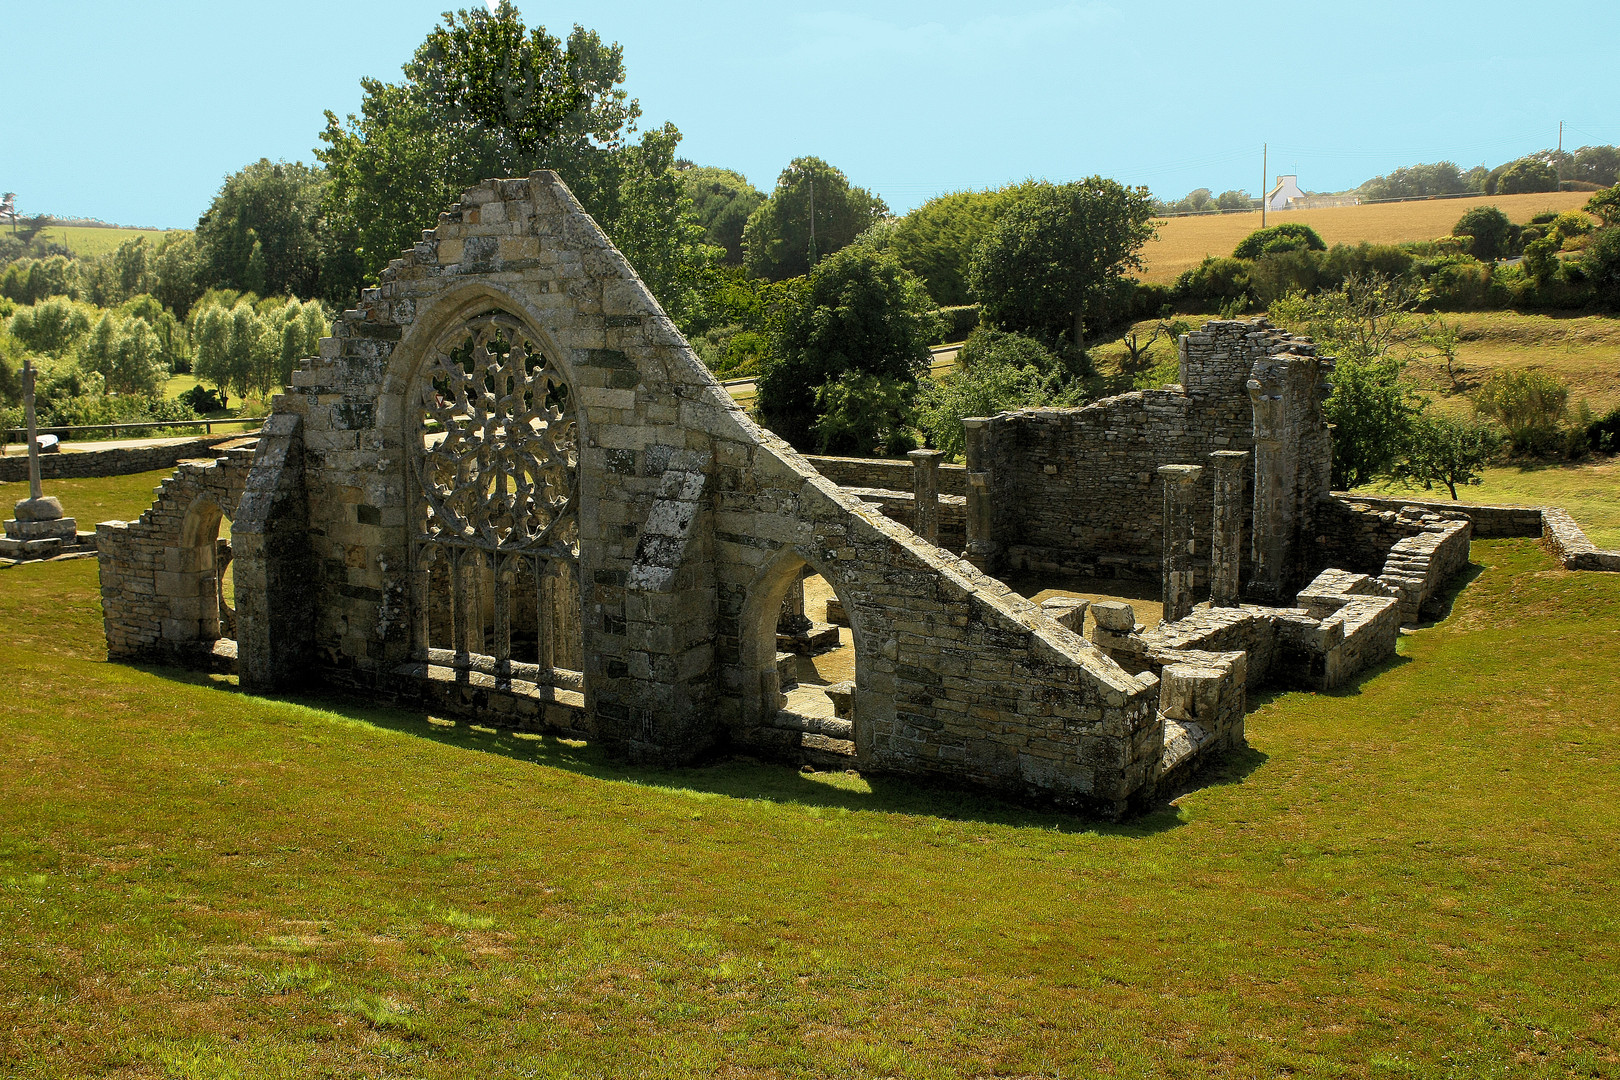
left=739, top=547, right=870, bottom=763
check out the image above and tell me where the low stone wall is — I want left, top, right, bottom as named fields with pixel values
left=841, top=487, right=967, bottom=554
left=1, top=434, right=249, bottom=483
left=1329, top=493, right=1543, bottom=538
left=1543, top=507, right=1620, bottom=571
left=1377, top=516, right=1473, bottom=624
left=804, top=454, right=967, bottom=498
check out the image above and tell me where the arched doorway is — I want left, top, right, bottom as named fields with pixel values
left=407, top=308, right=584, bottom=687
left=176, top=495, right=235, bottom=659
left=740, top=549, right=865, bottom=763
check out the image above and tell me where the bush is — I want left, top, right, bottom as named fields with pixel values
left=809, top=372, right=917, bottom=456
left=1586, top=186, right=1620, bottom=228
left=1496, top=158, right=1560, bottom=195
left=1473, top=369, right=1570, bottom=455
left=1586, top=406, right=1620, bottom=455
left=1233, top=223, right=1326, bottom=260
left=1246, top=249, right=1325, bottom=305
left=913, top=352, right=1086, bottom=457
left=178, top=384, right=229, bottom=414
left=932, top=305, right=981, bottom=344
left=1583, top=226, right=1620, bottom=309
left=1453, top=206, right=1514, bottom=262
left=1174, top=256, right=1250, bottom=309
left=1417, top=256, right=1493, bottom=309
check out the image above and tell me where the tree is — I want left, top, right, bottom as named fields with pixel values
left=1494, top=157, right=1559, bottom=195
left=1583, top=223, right=1620, bottom=309
left=887, top=184, right=1032, bottom=307
left=1585, top=186, right=1620, bottom=228
left=741, top=157, right=888, bottom=281
left=809, top=372, right=917, bottom=455
left=77, top=313, right=166, bottom=396
left=1233, top=223, right=1326, bottom=259
left=912, top=329, right=1084, bottom=457
left=680, top=166, right=764, bottom=265
left=755, top=246, right=938, bottom=450
left=8, top=296, right=93, bottom=356
left=968, top=177, right=1158, bottom=350
left=1571, top=145, right=1620, bottom=189
left=1452, top=205, right=1513, bottom=262
left=1358, top=161, right=1472, bottom=200
left=1391, top=415, right=1501, bottom=499
left=606, top=126, right=723, bottom=330
left=1215, top=189, right=1251, bottom=211
left=195, top=159, right=331, bottom=300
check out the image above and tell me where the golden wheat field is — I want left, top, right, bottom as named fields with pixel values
left=1138, top=190, right=1595, bottom=284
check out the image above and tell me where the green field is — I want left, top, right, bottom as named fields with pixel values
left=30, top=224, right=182, bottom=258
left=3, top=470, right=1619, bottom=1077
left=1359, top=457, right=1620, bottom=548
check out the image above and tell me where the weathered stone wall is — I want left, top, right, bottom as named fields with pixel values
left=153, top=170, right=1167, bottom=815
left=967, top=320, right=1328, bottom=586
left=1313, top=499, right=1473, bottom=622
left=804, top=454, right=968, bottom=498
left=96, top=447, right=255, bottom=663
left=1542, top=506, right=1620, bottom=571
left=1330, top=494, right=1543, bottom=538
left=0, top=434, right=247, bottom=483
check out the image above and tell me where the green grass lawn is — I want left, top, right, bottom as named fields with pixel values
left=3, top=472, right=1619, bottom=1076
left=1357, top=457, right=1620, bottom=549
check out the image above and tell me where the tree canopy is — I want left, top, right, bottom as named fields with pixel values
left=755, top=245, right=937, bottom=451
left=887, top=184, right=1033, bottom=307
left=741, top=157, right=888, bottom=281
left=315, top=4, right=716, bottom=326
left=967, top=177, right=1157, bottom=348
left=194, top=159, right=340, bottom=303
left=680, top=166, right=764, bottom=265
left=1452, top=206, right=1513, bottom=262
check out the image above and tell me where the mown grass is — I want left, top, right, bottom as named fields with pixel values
left=3, top=468, right=1619, bottom=1077
left=1140, top=191, right=1595, bottom=284
left=30, top=224, right=182, bottom=258
left=1360, top=457, right=1620, bottom=548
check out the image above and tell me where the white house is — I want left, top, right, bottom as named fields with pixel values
left=1265, top=175, right=1307, bottom=211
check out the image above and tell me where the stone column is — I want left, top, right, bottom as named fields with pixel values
left=1246, top=359, right=1296, bottom=603
left=3, top=356, right=77, bottom=559
left=1208, top=450, right=1249, bottom=607
left=962, top=418, right=998, bottom=571
left=907, top=448, right=945, bottom=545
left=1158, top=464, right=1203, bottom=623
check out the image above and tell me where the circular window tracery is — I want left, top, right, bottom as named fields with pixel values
left=414, top=311, right=577, bottom=556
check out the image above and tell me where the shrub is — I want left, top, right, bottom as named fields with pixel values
left=1246, top=249, right=1325, bottom=306
left=8, top=296, right=95, bottom=356
left=1585, top=186, right=1620, bottom=228
left=932, top=304, right=981, bottom=344
left=1586, top=406, right=1620, bottom=454
left=1583, top=226, right=1620, bottom=309
left=178, top=384, right=229, bottom=414
left=1174, top=256, right=1250, bottom=309
left=1452, top=206, right=1513, bottom=262
left=1496, top=158, right=1560, bottom=195
left=1233, top=223, right=1326, bottom=260
left=913, top=355, right=1085, bottom=457
left=808, top=372, right=918, bottom=456
left=1417, top=256, right=1493, bottom=310
left=1321, top=242, right=1415, bottom=283
left=1473, top=369, right=1570, bottom=455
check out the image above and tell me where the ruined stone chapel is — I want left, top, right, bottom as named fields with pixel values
left=95, top=172, right=1478, bottom=817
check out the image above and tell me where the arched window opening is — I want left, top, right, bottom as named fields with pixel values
left=409, top=310, right=583, bottom=686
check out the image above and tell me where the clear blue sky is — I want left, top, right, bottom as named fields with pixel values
left=3, top=1, right=1614, bottom=228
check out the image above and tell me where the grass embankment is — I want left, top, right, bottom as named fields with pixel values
left=1358, top=458, right=1620, bottom=549
left=31, top=225, right=182, bottom=258
left=3, top=470, right=1620, bottom=1076
left=1140, top=191, right=1595, bottom=284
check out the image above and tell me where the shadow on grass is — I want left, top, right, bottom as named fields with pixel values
left=133, top=662, right=1185, bottom=837
left=1415, top=561, right=1486, bottom=628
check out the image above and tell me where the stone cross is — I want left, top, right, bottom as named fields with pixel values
left=907, top=448, right=946, bottom=545
left=1208, top=450, right=1250, bottom=607
left=1158, top=464, right=1203, bottom=623
left=24, top=355, right=42, bottom=502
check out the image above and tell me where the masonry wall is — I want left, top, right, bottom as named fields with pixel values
left=1, top=434, right=246, bottom=483
left=971, top=321, right=1328, bottom=584
left=216, top=170, right=1167, bottom=815
left=804, top=454, right=968, bottom=498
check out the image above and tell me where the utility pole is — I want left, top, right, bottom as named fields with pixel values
left=1261, top=144, right=1267, bottom=228
left=807, top=175, right=817, bottom=268
left=1558, top=120, right=1564, bottom=155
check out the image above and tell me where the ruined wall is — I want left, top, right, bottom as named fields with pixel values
left=96, top=447, right=255, bottom=662
left=804, top=454, right=968, bottom=498
left=967, top=320, right=1328, bottom=585
left=205, top=170, right=1166, bottom=815
left=0, top=434, right=247, bottom=483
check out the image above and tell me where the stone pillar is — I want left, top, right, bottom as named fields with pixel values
left=777, top=571, right=811, bottom=637
left=962, top=418, right=998, bottom=571
left=1208, top=450, right=1249, bottom=607
left=1158, top=464, right=1203, bottom=623
left=907, top=448, right=945, bottom=545
left=1246, top=359, right=1297, bottom=603
left=2, top=356, right=77, bottom=560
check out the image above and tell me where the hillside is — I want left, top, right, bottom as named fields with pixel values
left=1139, top=190, right=1595, bottom=284
left=29, top=224, right=182, bottom=257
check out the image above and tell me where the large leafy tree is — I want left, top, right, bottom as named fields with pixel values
left=888, top=184, right=1032, bottom=306
left=317, top=4, right=714, bottom=325
left=756, top=246, right=938, bottom=451
left=742, top=157, right=888, bottom=281
left=680, top=166, right=764, bottom=265
left=967, top=177, right=1157, bottom=349
left=195, top=159, right=334, bottom=301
